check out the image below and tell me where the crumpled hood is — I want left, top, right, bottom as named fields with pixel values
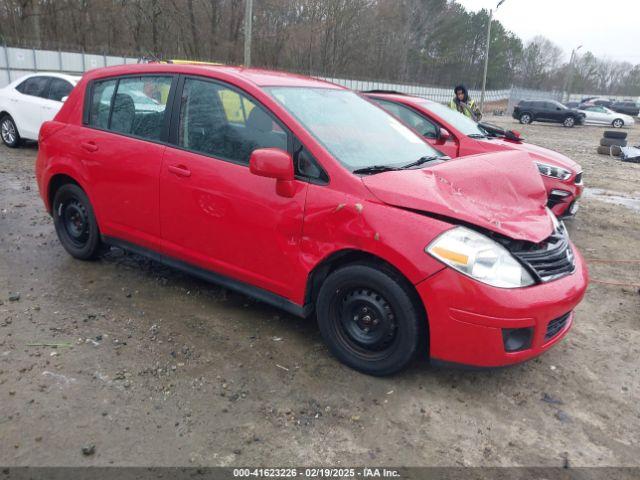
left=362, top=151, right=554, bottom=243
left=479, top=138, right=580, bottom=171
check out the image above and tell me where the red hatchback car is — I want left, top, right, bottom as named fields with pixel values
left=36, top=64, right=588, bottom=375
left=366, top=92, right=584, bottom=218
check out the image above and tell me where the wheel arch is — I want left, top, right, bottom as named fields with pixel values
left=47, top=173, right=83, bottom=214
left=304, top=249, right=428, bottom=330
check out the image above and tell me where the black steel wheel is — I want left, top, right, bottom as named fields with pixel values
left=316, top=263, right=425, bottom=376
left=52, top=183, right=101, bottom=260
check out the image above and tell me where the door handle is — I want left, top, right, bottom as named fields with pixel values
left=168, top=164, right=191, bottom=177
left=80, top=141, right=98, bottom=152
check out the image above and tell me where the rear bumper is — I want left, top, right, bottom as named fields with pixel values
left=416, top=246, right=588, bottom=367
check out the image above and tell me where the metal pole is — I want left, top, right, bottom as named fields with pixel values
left=563, top=46, right=581, bottom=103
left=243, top=0, right=253, bottom=67
left=3, top=42, right=10, bottom=84
left=479, top=8, right=493, bottom=114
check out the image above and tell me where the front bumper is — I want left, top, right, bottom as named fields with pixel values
left=545, top=176, right=584, bottom=217
left=416, top=245, right=588, bottom=367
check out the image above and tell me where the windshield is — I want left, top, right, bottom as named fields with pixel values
left=265, top=87, right=441, bottom=170
left=419, top=100, right=486, bottom=136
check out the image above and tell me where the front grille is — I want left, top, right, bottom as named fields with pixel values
left=574, top=172, right=583, bottom=185
left=509, top=224, right=576, bottom=282
left=545, top=312, right=571, bottom=340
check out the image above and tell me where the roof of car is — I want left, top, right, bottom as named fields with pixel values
left=12, top=72, right=81, bottom=85
left=83, top=63, right=342, bottom=89
left=364, top=91, right=436, bottom=107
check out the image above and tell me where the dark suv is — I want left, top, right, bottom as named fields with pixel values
left=512, top=100, right=585, bottom=128
left=610, top=101, right=639, bottom=117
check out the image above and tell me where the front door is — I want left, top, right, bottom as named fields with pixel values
left=159, top=77, right=308, bottom=299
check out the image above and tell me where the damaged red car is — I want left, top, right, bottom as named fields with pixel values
left=36, top=64, right=588, bottom=375
left=365, top=92, right=584, bottom=218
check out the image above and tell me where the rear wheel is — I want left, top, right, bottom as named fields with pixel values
left=563, top=116, right=576, bottom=127
left=0, top=115, right=21, bottom=148
left=612, top=118, right=624, bottom=128
left=519, top=113, right=532, bottom=124
left=52, top=183, right=102, bottom=260
left=316, top=263, right=424, bottom=376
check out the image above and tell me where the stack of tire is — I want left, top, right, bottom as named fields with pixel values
left=597, top=131, right=627, bottom=157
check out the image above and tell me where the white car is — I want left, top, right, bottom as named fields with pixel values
left=0, top=73, right=80, bottom=147
left=578, top=105, right=635, bottom=128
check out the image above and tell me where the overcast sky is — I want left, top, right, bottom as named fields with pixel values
left=457, top=0, right=640, bottom=64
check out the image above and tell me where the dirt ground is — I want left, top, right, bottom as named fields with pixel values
left=0, top=117, right=639, bottom=468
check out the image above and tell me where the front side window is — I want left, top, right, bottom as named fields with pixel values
left=110, top=76, right=172, bottom=140
left=420, top=101, right=487, bottom=137
left=16, top=76, right=50, bottom=98
left=47, top=78, right=74, bottom=102
left=178, top=78, right=287, bottom=164
left=374, top=99, right=439, bottom=139
left=265, top=87, right=440, bottom=171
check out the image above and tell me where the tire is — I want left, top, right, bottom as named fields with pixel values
left=563, top=116, right=576, bottom=127
left=316, top=263, right=424, bottom=376
left=610, top=145, right=623, bottom=157
left=597, top=146, right=611, bottom=155
left=600, top=138, right=627, bottom=147
left=52, top=183, right=102, bottom=260
left=611, top=119, right=624, bottom=128
left=603, top=130, right=627, bottom=140
left=0, top=114, right=21, bottom=148
left=519, top=113, right=532, bottom=124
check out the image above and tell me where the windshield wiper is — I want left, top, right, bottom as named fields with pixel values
left=467, top=133, right=488, bottom=139
left=399, top=155, right=441, bottom=170
left=352, top=165, right=399, bottom=175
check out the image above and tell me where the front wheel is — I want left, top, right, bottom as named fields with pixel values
left=612, top=118, right=624, bottom=128
left=316, top=263, right=425, bottom=376
left=0, top=115, right=21, bottom=148
left=52, top=183, right=102, bottom=260
left=563, top=116, right=576, bottom=127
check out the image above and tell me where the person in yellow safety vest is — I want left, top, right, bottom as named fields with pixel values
left=449, top=84, right=482, bottom=122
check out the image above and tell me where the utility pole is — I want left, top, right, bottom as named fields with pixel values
left=479, top=0, right=506, bottom=114
left=563, top=45, right=582, bottom=103
left=243, top=0, right=253, bottom=67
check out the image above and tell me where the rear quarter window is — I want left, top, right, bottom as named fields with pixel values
left=88, top=79, right=117, bottom=129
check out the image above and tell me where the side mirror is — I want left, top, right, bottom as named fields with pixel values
left=249, top=148, right=295, bottom=197
left=61, top=96, right=69, bottom=102
left=436, top=127, right=451, bottom=144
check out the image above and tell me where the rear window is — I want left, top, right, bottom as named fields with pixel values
left=16, top=76, right=50, bottom=98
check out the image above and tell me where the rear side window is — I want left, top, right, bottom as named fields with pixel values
left=88, top=76, right=172, bottom=141
left=178, top=78, right=288, bottom=164
left=16, top=76, right=50, bottom=98
left=109, top=76, right=172, bottom=140
left=89, top=79, right=117, bottom=129
left=47, top=78, right=73, bottom=102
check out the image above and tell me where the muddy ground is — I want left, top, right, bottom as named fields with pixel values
left=0, top=118, right=639, bottom=467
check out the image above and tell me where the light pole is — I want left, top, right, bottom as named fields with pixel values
left=479, top=0, right=506, bottom=114
left=563, top=45, right=583, bottom=103
left=243, top=0, right=254, bottom=67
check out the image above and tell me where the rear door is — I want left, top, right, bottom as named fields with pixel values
left=159, top=76, right=308, bottom=299
left=74, top=74, right=175, bottom=248
left=13, top=76, right=51, bottom=139
left=40, top=77, right=75, bottom=123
